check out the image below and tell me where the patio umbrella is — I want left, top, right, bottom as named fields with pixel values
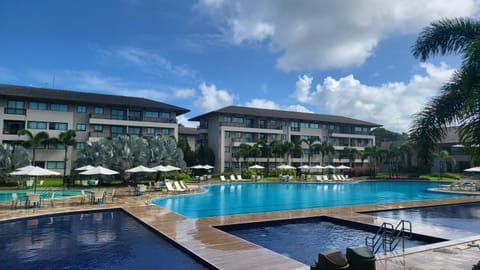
left=79, top=166, right=119, bottom=176
left=297, top=165, right=310, bottom=170
left=202, top=164, right=214, bottom=170
left=75, top=165, right=95, bottom=171
left=190, top=164, right=205, bottom=169
left=464, top=167, right=480, bottom=172
left=14, top=165, right=36, bottom=172
left=164, top=165, right=181, bottom=171
left=125, top=165, right=156, bottom=173
left=336, top=165, right=351, bottom=170
left=10, top=166, right=60, bottom=193
left=277, top=164, right=295, bottom=170
left=249, top=164, right=265, bottom=169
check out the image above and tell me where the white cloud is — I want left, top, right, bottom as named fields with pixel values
left=198, top=0, right=479, bottom=71
left=193, top=82, right=235, bottom=112
left=177, top=114, right=198, bottom=128
left=292, top=62, right=456, bottom=132
left=174, top=88, right=195, bottom=98
left=244, top=98, right=313, bottom=113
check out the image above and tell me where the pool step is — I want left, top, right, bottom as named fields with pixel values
left=365, top=220, right=413, bottom=254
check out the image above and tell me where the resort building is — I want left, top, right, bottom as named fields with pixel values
left=190, top=106, right=381, bottom=173
left=0, top=84, right=189, bottom=174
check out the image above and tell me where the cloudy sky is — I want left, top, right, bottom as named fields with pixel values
left=1, top=0, right=479, bottom=132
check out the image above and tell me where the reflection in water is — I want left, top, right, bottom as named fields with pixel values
left=0, top=210, right=210, bottom=270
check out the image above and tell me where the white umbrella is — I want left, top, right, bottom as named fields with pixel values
left=464, top=167, right=480, bottom=172
left=79, top=166, right=119, bottom=175
left=75, top=165, right=95, bottom=171
left=10, top=166, right=60, bottom=193
left=336, top=165, right=351, bottom=170
left=14, top=165, right=36, bottom=172
left=125, top=165, right=156, bottom=173
left=324, top=165, right=336, bottom=169
left=164, top=165, right=181, bottom=171
left=202, top=164, right=214, bottom=170
left=190, top=164, right=205, bottom=169
left=313, top=165, right=325, bottom=170
left=277, top=164, right=295, bottom=170
left=297, top=165, right=310, bottom=169
left=249, top=164, right=265, bottom=169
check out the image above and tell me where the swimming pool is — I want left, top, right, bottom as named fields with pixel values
left=0, top=189, right=81, bottom=201
left=367, top=202, right=480, bottom=234
left=0, top=210, right=212, bottom=270
left=219, top=216, right=444, bottom=266
left=152, top=181, right=470, bottom=218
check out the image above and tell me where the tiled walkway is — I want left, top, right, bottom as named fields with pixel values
left=1, top=185, right=480, bottom=270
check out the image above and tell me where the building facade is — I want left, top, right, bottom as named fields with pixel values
left=0, top=84, right=189, bottom=174
left=190, top=106, right=381, bottom=173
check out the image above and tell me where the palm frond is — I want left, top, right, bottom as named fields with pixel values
left=412, top=17, right=480, bottom=61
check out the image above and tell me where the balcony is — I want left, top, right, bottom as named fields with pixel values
left=4, top=108, right=26, bottom=115
left=89, top=113, right=175, bottom=123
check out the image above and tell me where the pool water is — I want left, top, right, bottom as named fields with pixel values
left=0, top=210, right=211, bottom=270
left=219, top=216, right=442, bottom=266
left=0, top=190, right=81, bottom=201
left=367, top=202, right=480, bottom=234
left=152, top=181, right=469, bottom=218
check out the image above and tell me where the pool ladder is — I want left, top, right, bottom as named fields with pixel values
left=365, top=220, right=413, bottom=254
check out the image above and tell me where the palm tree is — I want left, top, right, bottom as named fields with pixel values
left=56, top=130, right=77, bottom=182
left=437, top=150, right=456, bottom=179
left=249, top=144, right=262, bottom=165
left=301, top=136, right=320, bottom=166
left=237, top=143, right=252, bottom=169
left=410, top=17, right=480, bottom=168
left=318, top=141, right=335, bottom=165
left=269, top=140, right=283, bottom=169
left=282, top=141, right=299, bottom=165
left=364, top=145, right=382, bottom=177
left=256, top=141, right=272, bottom=172
left=342, top=147, right=359, bottom=168
left=17, top=129, right=51, bottom=165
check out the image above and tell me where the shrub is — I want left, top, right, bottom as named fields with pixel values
left=473, top=260, right=480, bottom=270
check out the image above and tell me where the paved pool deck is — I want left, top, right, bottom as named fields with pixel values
left=0, top=183, right=479, bottom=270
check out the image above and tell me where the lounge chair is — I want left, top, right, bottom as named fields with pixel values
left=26, top=179, right=34, bottom=189
left=153, top=181, right=163, bottom=191
left=332, top=175, right=339, bottom=181
left=220, top=175, right=227, bottom=182
left=11, top=193, right=18, bottom=209
left=137, top=184, right=147, bottom=195
left=315, top=175, right=322, bottom=181
left=173, top=181, right=186, bottom=192
left=165, top=181, right=177, bottom=193
left=92, top=190, right=105, bottom=204
left=81, top=180, right=89, bottom=187
left=322, top=175, right=329, bottom=181
left=236, top=175, right=243, bottom=181
left=230, top=174, right=236, bottom=181
left=38, top=180, right=44, bottom=188
left=180, top=180, right=193, bottom=191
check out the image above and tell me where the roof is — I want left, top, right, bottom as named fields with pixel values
left=0, top=84, right=189, bottom=115
left=178, top=127, right=198, bottom=135
left=190, top=105, right=381, bottom=127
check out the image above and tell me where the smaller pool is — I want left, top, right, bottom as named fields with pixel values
left=218, top=216, right=444, bottom=266
left=366, top=202, right=480, bottom=234
left=0, top=190, right=81, bottom=201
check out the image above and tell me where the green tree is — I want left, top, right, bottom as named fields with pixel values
left=17, top=129, right=51, bottom=165
left=269, top=140, right=283, bottom=169
left=364, top=145, right=382, bottom=177
left=409, top=17, right=480, bottom=168
left=342, top=147, right=359, bottom=168
left=301, top=136, right=320, bottom=166
left=318, top=141, right=335, bottom=165
left=56, top=130, right=77, bottom=182
left=282, top=141, right=299, bottom=165
left=177, top=136, right=195, bottom=166
left=437, top=150, right=456, bottom=179
left=0, top=144, right=29, bottom=178
left=250, top=143, right=262, bottom=165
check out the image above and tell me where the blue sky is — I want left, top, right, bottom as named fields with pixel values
left=0, top=0, right=478, bottom=132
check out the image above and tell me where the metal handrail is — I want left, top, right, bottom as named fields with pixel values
left=366, top=220, right=412, bottom=254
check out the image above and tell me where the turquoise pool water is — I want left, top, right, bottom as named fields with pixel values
left=151, top=181, right=470, bottom=218
left=0, top=190, right=81, bottom=201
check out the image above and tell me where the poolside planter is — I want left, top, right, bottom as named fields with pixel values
left=312, top=250, right=349, bottom=270
left=346, top=246, right=376, bottom=270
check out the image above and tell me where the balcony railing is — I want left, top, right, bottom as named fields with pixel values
left=4, top=108, right=26, bottom=115
left=89, top=114, right=176, bottom=123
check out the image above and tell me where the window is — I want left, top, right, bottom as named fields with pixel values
left=111, top=126, right=125, bottom=136
left=51, top=103, right=68, bottom=112
left=4, top=120, right=25, bottom=134
left=310, top=123, right=319, bottom=129
left=245, top=133, right=253, bottom=142
left=300, top=122, right=309, bottom=128
left=224, top=161, right=230, bottom=168
left=245, top=119, right=253, bottom=128
left=77, top=142, right=85, bottom=150
left=49, top=122, right=68, bottom=130
left=235, top=132, right=241, bottom=138
left=29, top=102, right=48, bottom=110
left=94, top=107, right=104, bottom=114
left=111, top=109, right=125, bottom=120
left=47, top=161, right=65, bottom=169
left=223, top=116, right=232, bottom=122
left=128, top=127, right=141, bottom=136
left=146, top=127, right=155, bottom=135
left=76, top=123, right=86, bottom=131
left=48, top=143, right=65, bottom=150
left=160, top=112, right=170, bottom=119
left=224, top=131, right=230, bottom=138
left=6, top=100, right=25, bottom=114
left=128, top=110, right=141, bottom=121
left=291, top=121, right=300, bottom=131
left=232, top=117, right=243, bottom=123
left=161, top=128, right=170, bottom=135
left=77, top=105, right=87, bottom=113
left=93, top=125, right=103, bottom=132
left=224, top=146, right=230, bottom=153
left=144, top=111, right=159, bottom=118
left=27, top=121, right=47, bottom=129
